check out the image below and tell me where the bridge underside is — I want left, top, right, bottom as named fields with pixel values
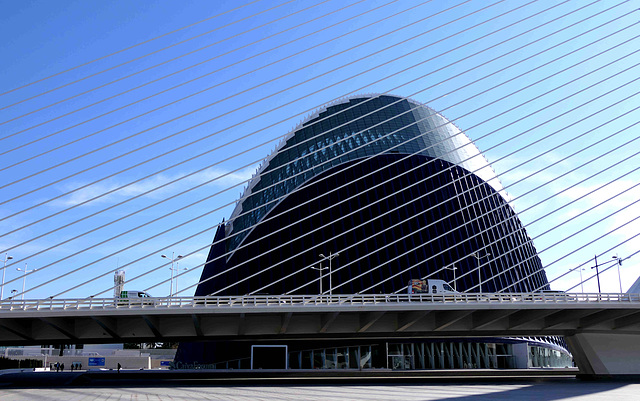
left=1, top=309, right=639, bottom=345
left=3, top=302, right=640, bottom=377
left=5, top=295, right=640, bottom=376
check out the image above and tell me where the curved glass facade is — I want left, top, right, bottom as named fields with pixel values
left=196, top=94, right=549, bottom=297
left=227, top=95, right=502, bottom=254
left=179, top=94, right=562, bottom=369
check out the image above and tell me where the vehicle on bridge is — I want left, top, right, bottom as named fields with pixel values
left=117, top=290, right=156, bottom=306
left=408, top=279, right=457, bottom=294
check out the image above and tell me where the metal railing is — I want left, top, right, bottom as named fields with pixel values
left=1, top=292, right=640, bottom=312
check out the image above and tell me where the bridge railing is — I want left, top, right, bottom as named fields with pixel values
left=1, top=292, right=640, bottom=312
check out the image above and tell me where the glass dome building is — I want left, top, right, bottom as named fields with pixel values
left=176, top=94, right=569, bottom=370
left=195, top=94, right=549, bottom=297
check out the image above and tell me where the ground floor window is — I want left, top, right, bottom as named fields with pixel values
left=528, top=345, right=572, bottom=368
left=204, top=339, right=571, bottom=370
left=289, top=345, right=372, bottom=369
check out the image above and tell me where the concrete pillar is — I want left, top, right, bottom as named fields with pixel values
left=449, top=343, right=456, bottom=369
left=428, top=343, right=435, bottom=369
left=410, top=344, right=415, bottom=370
left=483, top=344, right=489, bottom=368
left=565, top=333, right=640, bottom=377
left=512, top=342, right=529, bottom=369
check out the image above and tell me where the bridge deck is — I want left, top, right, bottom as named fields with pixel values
left=1, top=293, right=639, bottom=345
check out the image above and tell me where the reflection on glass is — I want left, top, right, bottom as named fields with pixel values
left=337, top=348, right=348, bottom=369
left=360, top=346, right=372, bottom=369
left=325, top=348, right=336, bottom=369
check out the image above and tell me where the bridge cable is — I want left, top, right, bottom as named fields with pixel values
left=3, top=3, right=636, bottom=296
left=0, top=0, right=264, bottom=97
left=0, top=0, right=611, bottom=236
left=0, top=0, right=311, bottom=114
left=2, top=5, right=632, bottom=294
left=0, top=0, right=509, bottom=193
left=0, top=0, right=393, bottom=147
left=7, top=11, right=636, bottom=296
left=77, top=55, right=640, bottom=296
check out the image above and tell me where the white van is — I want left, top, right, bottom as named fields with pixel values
left=408, top=279, right=457, bottom=294
left=119, top=290, right=153, bottom=299
left=117, top=290, right=155, bottom=305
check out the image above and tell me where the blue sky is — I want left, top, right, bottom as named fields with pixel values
left=0, top=0, right=639, bottom=299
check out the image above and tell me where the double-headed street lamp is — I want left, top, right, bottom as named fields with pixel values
left=309, top=264, right=328, bottom=295
left=15, top=263, right=36, bottom=300
left=590, top=255, right=624, bottom=293
left=569, top=266, right=586, bottom=293
left=443, top=264, right=458, bottom=291
left=175, top=267, right=188, bottom=296
left=318, top=252, right=339, bottom=295
left=161, top=252, right=183, bottom=297
left=1, top=253, right=13, bottom=299
left=472, top=252, right=491, bottom=293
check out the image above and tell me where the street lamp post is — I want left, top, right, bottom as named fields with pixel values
left=175, top=267, right=188, bottom=296
left=568, top=265, right=587, bottom=293
left=319, top=252, right=339, bottom=295
left=161, top=252, right=183, bottom=297
left=1, top=253, right=13, bottom=299
left=443, top=264, right=458, bottom=291
left=309, top=264, right=328, bottom=294
left=578, top=267, right=585, bottom=293
left=613, top=255, right=623, bottom=293
left=589, top=255, right=624, bottom=293
left=591, top=255, right=601, bottom=293
left=472, top=252, right=491, bottom=293
left=15, top=263, right=36, bottom=300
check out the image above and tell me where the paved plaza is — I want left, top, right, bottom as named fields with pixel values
left=1, top=380, right=640, bottom=400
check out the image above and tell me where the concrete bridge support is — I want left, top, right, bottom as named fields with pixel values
left=565, top=333, right=640, bottom=377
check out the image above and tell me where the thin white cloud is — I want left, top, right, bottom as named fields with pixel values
left=52, top=166, right=258, bottom=208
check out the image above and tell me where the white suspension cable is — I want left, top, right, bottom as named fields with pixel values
left=564, top=242, right=640, bottom=293
left=100, top=98, right=640, bottom=291
left=10, top=14, right=636, bottom=266
left=432, top=128, right=640, bottom=294
left=0, top=0, right=610, bottom=235
left=553, top=230, right=640, bottom=292
left=8, top=9, right=629, bottom=255
left=261, top=96, right=640, bottom=295
left=6, top=10, right=636, bottom=296
left=507, top=185, right=640, bottom=293
left=0, top=0, right=262, bottom=97
left=11, top=25, right=626, bottom=296
left=0, top=0, right=304, bottom=115
left=5, top=2, right=636, bottom=296
left=385, top=122, right=640, bottom=295
left=284, top=93, right=640, bottom=295
left=0, top=0, right=393, bottom=154
left=0, top=0, right=506, bottom=193
left=127, top=61, right=640, bottom=296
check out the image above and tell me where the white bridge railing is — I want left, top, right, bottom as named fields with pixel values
left=1, top=292, right=640, bottom=312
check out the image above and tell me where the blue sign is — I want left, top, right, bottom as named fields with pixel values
left=160, top=361, right=171, bottom=366
left=88, top=357, right=105, bottom=366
